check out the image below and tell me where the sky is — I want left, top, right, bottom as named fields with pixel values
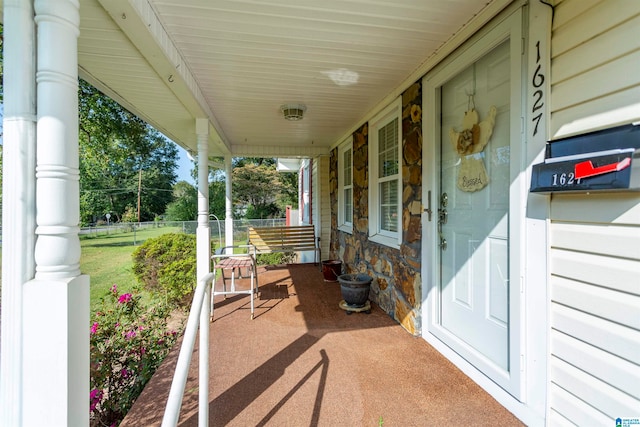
left=174, top=143, right=196, bottom=185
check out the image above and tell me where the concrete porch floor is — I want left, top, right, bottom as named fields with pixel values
left=121, top=264, right=524, bottom=426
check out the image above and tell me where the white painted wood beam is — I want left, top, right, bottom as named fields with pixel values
left=232, top=144, right=330, bottom=158
left=195, top=117, right=211, bottom=427
left=0, top=1, right=37, bottom=425
left=224, top=156, right=233, bottom=251
left=196, top=117, right=211, bottom=278
left=22, top=1, right=89, bottom=425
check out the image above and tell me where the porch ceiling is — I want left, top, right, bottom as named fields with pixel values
left=5, top=0, right=505, bottom=158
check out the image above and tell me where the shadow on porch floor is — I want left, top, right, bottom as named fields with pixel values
left=121, top=264, right=523, bottom=426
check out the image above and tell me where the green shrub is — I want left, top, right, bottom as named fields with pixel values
left=255, top=251, right=296, bottom=266
left=132, top=233, right=196, bottom=306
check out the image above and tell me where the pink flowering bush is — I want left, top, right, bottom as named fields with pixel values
left=90, top=284, right=181, bottom=427
left=117, top=293, right=133, bottom=304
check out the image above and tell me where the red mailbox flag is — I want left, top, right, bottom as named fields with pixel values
left=574, top=157, right=631, bottom=179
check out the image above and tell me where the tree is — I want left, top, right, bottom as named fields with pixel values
left=164, top=181, right=197, bottom=221
left=233, top=157, right=275, bottom=168
left=164, top=177, right=226, bottom=221
left=232, top=162, right=289, bottom=218
left=0, top=27, right=178, bottom=225
left=1, top=24, right=4, bottom=211
left=0, top=148, right=3, bottom=223
left=185, top=158, right=226, bottom=219
left=208, top=177, right=227, bottom=218
left=0, top=23, right=4, bottom=103
left=277, top=170, right=298, bottom=211
left=233, top=158, right=298, bottom=213
left=78, top=80, right=178, bottom=224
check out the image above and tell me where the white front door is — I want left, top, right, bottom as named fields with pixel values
left=422, top=12, right=524, bottom=398
left=440, top=39, right=511, bottom=371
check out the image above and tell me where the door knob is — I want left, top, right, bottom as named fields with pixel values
left=438, top=209, right=448, bottom=225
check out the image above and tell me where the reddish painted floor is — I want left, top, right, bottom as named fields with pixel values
left=121, top=264, right=524, bottom=426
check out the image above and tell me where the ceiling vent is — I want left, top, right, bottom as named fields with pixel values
left=281, top=104, right=306, bottom=121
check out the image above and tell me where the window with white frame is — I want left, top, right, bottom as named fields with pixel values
left=368, top=97, right=402, bottom=248
left=338, top=137, right=353, bottom=233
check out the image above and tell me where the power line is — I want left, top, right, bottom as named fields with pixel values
left=80, top=186, right=174, bottom=193
left=80, top=188, right=133, bottom=193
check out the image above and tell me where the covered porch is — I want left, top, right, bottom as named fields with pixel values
left=120, top=263, right=522, bottom=426
left=1, top=0, right=550, bottom=425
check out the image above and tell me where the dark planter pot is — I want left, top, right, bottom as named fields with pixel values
left=321, top=260, right=342, bottom=282
left=337, top=273, right=372, bottom=307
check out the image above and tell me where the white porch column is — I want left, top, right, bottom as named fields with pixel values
left=22, top=1, right=90, bottom=426
left=224, top=155, right=234, bottom=250
left=195, top=118, right=210, bottom=425
left=195, top=118, right=211, bottom=278
left=1, top=1, right=37, bottom=425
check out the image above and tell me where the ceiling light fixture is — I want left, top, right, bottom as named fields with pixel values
left=281, top=104, right=306, bottom=121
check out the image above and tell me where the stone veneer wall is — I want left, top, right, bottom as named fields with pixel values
left=329, top=81, right=423, bottom=335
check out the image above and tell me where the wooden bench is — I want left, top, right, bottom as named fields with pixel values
left=248, top=225, right=320, bottom=265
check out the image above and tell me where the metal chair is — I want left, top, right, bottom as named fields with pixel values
left=210, top=244, right=259, bottom=320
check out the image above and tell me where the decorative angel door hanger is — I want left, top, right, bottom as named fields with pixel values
left=449, top=94, right=497, bottom=192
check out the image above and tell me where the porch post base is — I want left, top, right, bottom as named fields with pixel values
left=22, top=275, right=89, bottom=427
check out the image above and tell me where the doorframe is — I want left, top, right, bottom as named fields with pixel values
left=422, top=4, right=526, bottom=400
left=420, top=3, right=551, bottom=424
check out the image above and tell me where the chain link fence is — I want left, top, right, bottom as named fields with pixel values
left=78, top=218, right=287, bottom=246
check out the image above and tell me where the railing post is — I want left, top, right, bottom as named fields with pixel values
left=199, top=284, right=210, bottom=426
left=195, top=118, right=210, bottom=426
left=224, top=156, right=233, bottom=252
left=162, top=273, right=215, bottom=427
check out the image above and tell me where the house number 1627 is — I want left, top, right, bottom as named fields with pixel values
left=531, top=41, right=545, bottom=137
left=551, top=172, right=581, bottom=187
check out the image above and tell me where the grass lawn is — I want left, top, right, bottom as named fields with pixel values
left=80, top=226, right=182, bottom=308
left=2, top=227, right=267, bottom=311
left=0, top=227, right=182, bottom=310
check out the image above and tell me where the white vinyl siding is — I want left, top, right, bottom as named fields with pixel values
left=303, top=156, right=330, bottom=263
left=550, top=0, right=640, bottom=138
left=368, top=97, right=402, bottom=248
left=548, top=1, right=640, bottom=422
left=312, top=155, right=331, bottom=261
left=548, top=196, right=640, bottom=421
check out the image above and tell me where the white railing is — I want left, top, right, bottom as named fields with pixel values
left=162, top=272, right=215, bottom=427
